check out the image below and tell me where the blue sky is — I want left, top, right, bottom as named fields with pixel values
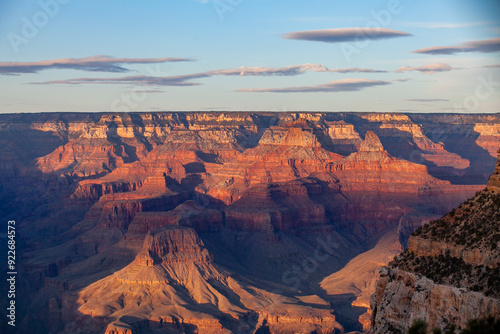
left=0, top=0, right=499, bottom=113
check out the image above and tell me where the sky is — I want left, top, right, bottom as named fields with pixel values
left=0, top=0, right=499, bottom=113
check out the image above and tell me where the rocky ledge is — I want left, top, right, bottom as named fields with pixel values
left=370, top=149, right=500, bottom=333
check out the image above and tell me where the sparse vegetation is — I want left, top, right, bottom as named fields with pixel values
left=409, top=317, right=499, bottom=334
left=391, top=250, right=500, bottom=298
left=462, top=316, right=500, bottom=334
left=408, top=319, right=427, bottom=334
left=432, top=324, right=456, bottom=334
left=411, top=191, right=500, bottom=257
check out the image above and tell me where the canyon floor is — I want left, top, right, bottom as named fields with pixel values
left=0, top=111, right=498, bottom=333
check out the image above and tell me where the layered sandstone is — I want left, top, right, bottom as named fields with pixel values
left=335, top=131, right=451, bottom=194
left=370, top=150, right=500, bottom=333
left=126, top=200, right=223, bottom=237
left=201, top=124, right=343, bottom=204
left=325, top=120, right=362, bottom=155
left=225, top=177, right=334, bottom=232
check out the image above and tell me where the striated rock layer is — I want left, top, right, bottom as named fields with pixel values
left=370, top=149, right=500, bottom=334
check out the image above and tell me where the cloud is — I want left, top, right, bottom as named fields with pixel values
left=282, top=27, right=412, bottom=43
left=206, top=64, right=330, bottom=76
left=329, top=67, right=387, bottom=73
left=395, top=63, right=453, bottom=74
left=481, top=64, right=500, bottom=68
left=128, top=89, right=165, bottom=93
left=403, top=21, right=494, bottom=29
left=31, top=63, right=387, bottom=86
left=407, top=98, right=449, bottom=102
left=31, top=74, right=204, bottom=86
left=412, top=38, right=500, bottom=55
left=236, top=78, right=390, bottom=93
left=203, top=64, right=387, bottom=75
left=393, top=78, right=412, bottom=82
left=0, top=55, right=193, bottom=75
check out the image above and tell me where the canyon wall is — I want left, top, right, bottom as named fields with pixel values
left=370, top=150, right=500, bottom=333
left=0, top=112, right=498, bottom=333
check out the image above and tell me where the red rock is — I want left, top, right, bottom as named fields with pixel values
left=359, top=131, right=384, bottom=152
left=135, top=226, right=212, bottom=266
left=225, top=178, right=331, bottom=232
left=75, top=225, right=341, bottom=333
left=127, top=201, right=223, bottom=238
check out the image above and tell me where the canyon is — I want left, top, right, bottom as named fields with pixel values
left=0, top=111, right=498, bottom=333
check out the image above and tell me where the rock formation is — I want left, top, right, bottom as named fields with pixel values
left=370, top=149, right=500, bottom=333
left=75, top=226, right=341, bottom=333
left=486, top=149, right=500, bottom=193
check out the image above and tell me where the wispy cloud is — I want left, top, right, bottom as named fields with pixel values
left=403, top=21, right=494, bottom=29
left=481, top=64, right=500, bottom=68
left=393, top=78, right=412, bottom=82
left=282, top=27, right=412, bottom=43
left=236, top=78, right=390, bottom=93
left=31, top=63, right=387, bottom=86
left=395, top=63, right=453, bottom=74
left=206, top=64, right=387, bottom=75
left=207, top=64, right=330, bottom=76
left=0, top=55, right=193, bottom=75
left=127, top=89, right=165, bottom=93
left=328, top=67, right=387, bottom=73
left=31, top=74, right=204, bottom=86
left=407, top=98, right=449, bottom=102
left=412, top=38, right=500, bottom=55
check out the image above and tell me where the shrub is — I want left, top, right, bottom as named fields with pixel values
left=408, top=319, right=427, bottom=334
left=462, top=316, right=500, bottom=334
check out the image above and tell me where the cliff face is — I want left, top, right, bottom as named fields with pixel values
left=486, top=149, right=500, bottom=193
left=370, top=151, right=500, bottom=334
left=371, top=268, right=500, bottom=334
left=1, top=112, right=498, bottom=333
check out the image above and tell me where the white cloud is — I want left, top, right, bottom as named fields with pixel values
left=31, top=64, right=387, bottom=86
left=0, top=55, right=193, bottom=75
left=412, top=38, right=500, bottom=55
left=395, top=63, right=454, bottom=74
